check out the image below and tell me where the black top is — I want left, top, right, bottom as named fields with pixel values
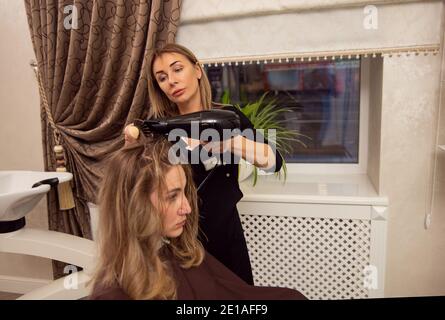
left=190, top=105, right=283, bottom=212
left=175, top=105, right=283, bottom=284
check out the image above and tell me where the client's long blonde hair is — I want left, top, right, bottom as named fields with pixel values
left=91, top=135, right=204, bottom=299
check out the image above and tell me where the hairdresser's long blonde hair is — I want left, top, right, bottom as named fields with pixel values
left=147, top=43, right=213, bottom=118
left=91, top=135, right=204, bottom=299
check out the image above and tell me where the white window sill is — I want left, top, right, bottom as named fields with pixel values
left=239, top=173, right=388, bottom=206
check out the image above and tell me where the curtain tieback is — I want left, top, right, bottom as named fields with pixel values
left=32, top=64, right=75, bottom=211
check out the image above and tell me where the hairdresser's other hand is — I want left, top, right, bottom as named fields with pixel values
left=201, top=138, right=233, bottom=154
left=184, top=137, right=202, bottom=150
left=124, top=124, right=140, bottom=145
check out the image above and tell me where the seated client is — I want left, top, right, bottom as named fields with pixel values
left=89, top=134, right=306, bottom=300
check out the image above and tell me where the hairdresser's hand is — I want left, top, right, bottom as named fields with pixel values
left=201, top=138, right=233, bottom=154
left=124, top=124, right=140, bottom=145
left=184, top=137, right=202, bottom=150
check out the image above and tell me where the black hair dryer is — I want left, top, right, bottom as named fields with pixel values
left=134, top=109, right=242, bottom=192
left=134, top=109, right=241, bottom=140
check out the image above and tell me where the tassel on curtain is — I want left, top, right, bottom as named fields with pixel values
left=31, top=62, right=75, bottom=211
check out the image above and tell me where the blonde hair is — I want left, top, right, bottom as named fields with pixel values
left=147, top=43, right=212, bottom=118
left=91, top=135, right=204, bottom=299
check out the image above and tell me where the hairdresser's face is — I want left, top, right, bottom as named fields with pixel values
left=150, top=165, right=191, bottom=238
left=152, top=52, right=202, bottom=106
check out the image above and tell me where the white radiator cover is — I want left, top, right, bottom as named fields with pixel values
left=238, top=200, right=388, bottom=299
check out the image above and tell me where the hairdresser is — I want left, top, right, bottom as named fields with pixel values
left=124, top=43, right=283, bottom=285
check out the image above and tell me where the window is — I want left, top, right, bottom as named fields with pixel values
left=205, top=58, right=362, bottom=167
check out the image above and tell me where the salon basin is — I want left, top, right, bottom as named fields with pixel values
left=0, top=171, right=95, bottom=299
left=0, top=170, right=72, bottom=222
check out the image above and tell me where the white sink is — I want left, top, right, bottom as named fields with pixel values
left=0, top=171, right=73, bottom=222
left=0, top=170, right=96, bottom=300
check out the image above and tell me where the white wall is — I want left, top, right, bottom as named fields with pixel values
left=0, top=0, right=53, bottom=286
left=431, top=22, right=445, bottom=294
left=379, top=53, right=445, bottom=296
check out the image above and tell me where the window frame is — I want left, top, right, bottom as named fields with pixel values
left=205, top=57, right=370, bottom=175
left=280, top=57, right=370, bottom=175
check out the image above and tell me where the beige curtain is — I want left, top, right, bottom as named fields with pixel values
left=24, top=0, right=181, bottom=278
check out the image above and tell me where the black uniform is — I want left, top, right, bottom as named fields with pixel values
left=178, top=105, right=283, bottom=285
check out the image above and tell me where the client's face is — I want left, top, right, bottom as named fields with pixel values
left=150, top=165, right=191, bottom=238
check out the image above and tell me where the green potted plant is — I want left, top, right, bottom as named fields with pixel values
left=221, top=91, right=308, bottom=186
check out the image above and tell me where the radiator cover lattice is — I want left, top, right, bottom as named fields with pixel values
left=240, top=214, right=371, bottom=300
